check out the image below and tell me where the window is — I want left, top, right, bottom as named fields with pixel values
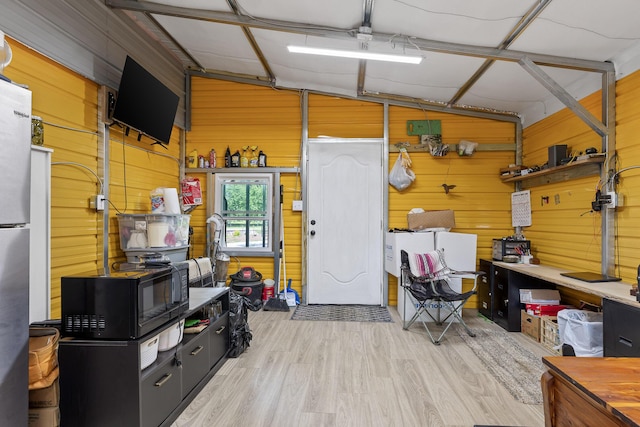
left=214, top=173, right=274, bottom=254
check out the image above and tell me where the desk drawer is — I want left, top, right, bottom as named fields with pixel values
left=181, top=329, right=210, bottom=396
left=209, top=312, right=229, bottom=367
left=141, top=356, right=181, bottom=427
left=604, top=298, right=640, bottom=357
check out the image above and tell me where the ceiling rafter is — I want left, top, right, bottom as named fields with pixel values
left=356, top=0, right=375, bottom=95
left=105, top=0, right=613, bottom=73
left=226, top=0, right=276, bottom=83
left=106, top=0, right=616, bottom=126
left=447, top=0, right=553, bottom=106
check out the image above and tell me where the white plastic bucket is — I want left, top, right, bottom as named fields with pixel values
left=262, top=279, right=275, bottom=301
left=558, top=309, right=603, bottom=357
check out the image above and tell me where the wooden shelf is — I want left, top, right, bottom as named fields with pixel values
left=185, top=167, right=299, bottom=174
left=390, top=143, right=515, bottom=153
left=500, top=156, right=605, bottom=188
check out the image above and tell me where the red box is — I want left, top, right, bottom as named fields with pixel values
left=526, top=304, right=570, bottom=316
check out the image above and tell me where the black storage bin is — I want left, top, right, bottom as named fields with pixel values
left=604, top=298, right=640, bottom=356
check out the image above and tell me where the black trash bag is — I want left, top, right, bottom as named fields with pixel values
left=228, top=289, right=252, bottom=358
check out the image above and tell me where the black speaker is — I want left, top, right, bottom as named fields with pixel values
left=548, top=144, right=568, bottom=167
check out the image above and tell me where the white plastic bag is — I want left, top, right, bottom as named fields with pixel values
left=389, top=152, right=415, bottom=191
left=557, top=309, right=603, bottom=357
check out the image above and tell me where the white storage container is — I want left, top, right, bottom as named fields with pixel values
left=117, top=214, right=190, bottom=250
left=158, top=319, right=185, bottom=352
left=140, top=334, right=160, bottom=370
left=558, top=309, right=604, bottom=357
left=124, top=246, right=188, bottom=263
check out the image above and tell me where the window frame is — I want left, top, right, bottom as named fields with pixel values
left=213, top=172, right=275, bottom=256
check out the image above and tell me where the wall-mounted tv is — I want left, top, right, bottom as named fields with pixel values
left=111, top=56, right=179, bottom=146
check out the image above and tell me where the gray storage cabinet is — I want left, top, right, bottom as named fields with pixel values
left=604, top=297, right=640, bottom=357
left=59, top=289, right=230, bottom=427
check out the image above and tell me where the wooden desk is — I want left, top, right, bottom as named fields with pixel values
left=494, top=262, right=637, bottom=306
left=542, top=356, right=640, bottom=426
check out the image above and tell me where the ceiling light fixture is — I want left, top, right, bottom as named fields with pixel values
left=287, top=45, right=422, bottom=64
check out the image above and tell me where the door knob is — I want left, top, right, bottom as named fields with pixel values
left=310, top=230, right=316, bottom=236
left=311, top=220, right=316, bottom=225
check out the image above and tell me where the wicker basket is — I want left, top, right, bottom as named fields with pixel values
left=28, top=327, right=60, bottom=390
left=541, top=317, right=561, bottom=355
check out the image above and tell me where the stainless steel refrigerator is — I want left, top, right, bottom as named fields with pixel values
left=0, top=78, right=32, bottom=426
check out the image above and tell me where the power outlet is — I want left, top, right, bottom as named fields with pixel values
left=292, top=200, right=303, bottom=211
left=90, top=194, right=105, bottom=211
left=606, top=191, right=622, bottom=209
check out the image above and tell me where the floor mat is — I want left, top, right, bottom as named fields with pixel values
left=290, top=304, right=393, bottom=322
left=456, top=326, right=545, bottom=405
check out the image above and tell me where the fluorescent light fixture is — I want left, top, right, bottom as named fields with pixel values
left=287, top=45, right=422, bottom=64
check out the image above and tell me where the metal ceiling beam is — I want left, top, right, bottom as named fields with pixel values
left=447, top=0, right=552, bottom=106
left=519, top=56, right=608, bottom=136
left=356, top=0, right=375, bottom=95
left=189, top=69, right=520, bottom=123
left=226, top=0, right=275, bottom=83
left=105, top=0, right=613, bottom=74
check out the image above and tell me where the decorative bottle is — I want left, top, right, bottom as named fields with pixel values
left=258, top=150, right=267, bottom=167
left=224, top=146, right=231, bottom=168
left=209, top=149, right=217, bottom=168
left=249, top=146, right=259, bottom=167
left=240, top=146, right=249, bottom=168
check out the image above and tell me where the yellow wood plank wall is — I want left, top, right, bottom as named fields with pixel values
left=7, top=40, right=102, bottom=318
left=387, top=107, right=516, bottom=305
left=187, top=79, right=303, bottom=284
left=106, top=127, right=183, bottom=264
left=189, top=78, right=518, bottom=305
left=12, top=34, right=640, bottom=315
left=8, top=39, right=182, bottom=318
left=522, top=72, right=640, bottom=285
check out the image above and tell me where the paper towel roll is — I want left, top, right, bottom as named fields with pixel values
left=148, top=222, right=169, bottom=247
left=163, top=188, right=181, bottom=214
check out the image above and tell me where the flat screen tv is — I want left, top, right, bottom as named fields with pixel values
left=112, top=56, right=179, bottom=146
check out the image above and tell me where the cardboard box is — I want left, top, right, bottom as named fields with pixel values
left=519, top=289, right=560, bottom=304
left=28, top=406, right=60, bottom=427
left=526, top=303, right=571, bottom=317
left=521, top=310, right=542, bottom=341
left=521, top=310, right=557, bottom=342
left=29, top=378, right=59, bottom=408
left=407, top=210, right=455, bottom=231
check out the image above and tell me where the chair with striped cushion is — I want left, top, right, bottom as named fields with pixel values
left=400, top=249, right=484, bottom=345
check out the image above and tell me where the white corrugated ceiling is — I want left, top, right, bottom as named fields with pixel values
left=107, top=0, right=640, bottom=127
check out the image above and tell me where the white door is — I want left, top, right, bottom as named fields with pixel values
left=307, top=138, right=383, bottom=304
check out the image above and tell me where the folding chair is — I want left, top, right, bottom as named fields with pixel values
left=400, top=249, right=485, bottom=345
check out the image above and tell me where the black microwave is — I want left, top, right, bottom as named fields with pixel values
left=61, top=266, right=188, bottom=339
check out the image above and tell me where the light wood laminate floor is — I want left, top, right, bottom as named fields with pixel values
left=173, top=308, right=551, bottom=427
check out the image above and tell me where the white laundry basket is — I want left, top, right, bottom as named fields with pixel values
left=557, top=309, right=603, bottom=357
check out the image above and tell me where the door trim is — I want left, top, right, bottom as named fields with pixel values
left=303, top=137, right=388, bottom=305
left=299, top=93, right=389, bottom=305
